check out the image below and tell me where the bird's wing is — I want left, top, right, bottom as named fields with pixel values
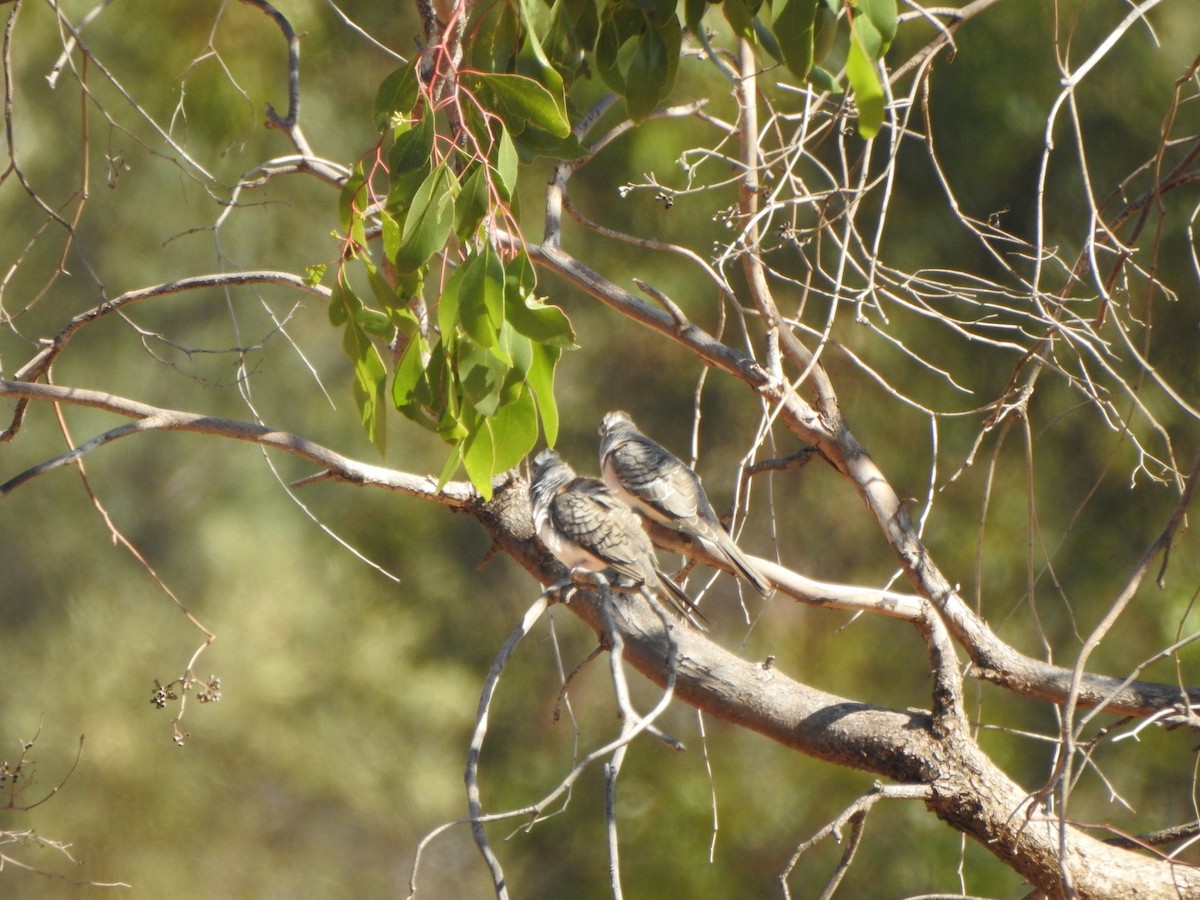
left=608, top=437, right=702, bottom=523
left=549, top=479, right=653, bottom=584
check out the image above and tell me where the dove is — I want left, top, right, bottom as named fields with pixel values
left=599, top=411, right=770, bottom=596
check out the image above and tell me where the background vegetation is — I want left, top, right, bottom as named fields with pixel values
left=2, top=0, right=1199, bottom=897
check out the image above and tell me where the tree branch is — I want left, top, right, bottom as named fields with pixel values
left=0, top=380, right=473, bottom=506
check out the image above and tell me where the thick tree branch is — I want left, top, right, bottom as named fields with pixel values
left=500, top=506, right=1200, bottom=899
left=4, top=379, right=1198, bottom=721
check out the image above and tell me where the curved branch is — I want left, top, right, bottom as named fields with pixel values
left=2, top=271, right=331, bottom=442
left=502, top=532, right=1200, bottom=899
left=238, top=0, right=314, bottom=157
left=735, top=38, right=840, bottom=417
left=517, top=234, right=1200, bottom=721
left=0, top=380, right=473, bottom=507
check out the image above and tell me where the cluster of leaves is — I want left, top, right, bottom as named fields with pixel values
left=322, top=0, right=896, bottom=497
left=325, top=49, right=578, bottom=498
left=738, top=0, right=897, bottom=136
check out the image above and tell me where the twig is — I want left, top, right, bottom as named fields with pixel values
left=1103, top=820, right=1200, bottom=850
left=3, top=270, right=332, bottom=441
left=779, top=784, right=933, bottom=900
left=237, top=0, right=315, bottom=156
left=463, top=594, right=550, bottom=900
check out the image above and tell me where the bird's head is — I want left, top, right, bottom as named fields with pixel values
left=530, top=449, right=575, bottom=504
left=599, top=410, right=636, bottom=437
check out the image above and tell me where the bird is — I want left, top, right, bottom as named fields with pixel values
left=598, top=410, right=771, bottom=596
left=529, top=449, right=706, bottom=629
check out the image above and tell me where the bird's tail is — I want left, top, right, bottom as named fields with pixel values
left=715, top=537, right=772, bottom=597
left=653, top=571, right=709, bottom=631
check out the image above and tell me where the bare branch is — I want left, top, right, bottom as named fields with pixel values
left=236, top=0, right=315, bottom=156
left=0, top=379, right=475, bottom=505
left=3, top=271, right=332, bottom=441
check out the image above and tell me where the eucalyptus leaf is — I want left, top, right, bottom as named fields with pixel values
left=489, top=387, right=539, bottom=473
left=773, top=0, right=818, bottom=80
left=373, top=61, right=419, bottom=131
left=847, top=20, right=884, bottom=138
left=461, top=415, right=496, bottom=499
left=526, top=342, right=561, bottom=445
left=472, top=73, right=571, bottom=138
left=393, top=164, right=459, bottom=274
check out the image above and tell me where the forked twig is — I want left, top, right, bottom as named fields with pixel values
left=779, top=784, right=933, bottom=900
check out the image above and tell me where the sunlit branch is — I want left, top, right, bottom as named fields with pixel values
left=0, top=379, right=475, bottom=506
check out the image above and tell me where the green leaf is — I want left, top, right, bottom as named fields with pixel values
left=526, top=342, right=561, bottom=445
left=470, top=73, right=571, bottom=138
left=343, top=318, right=388, bottom=453
left=468, top=0, right=519, bottom=72
left=365, top=260, right=391, bottom=311
left=304, top=263, right=328, bottom=287
left=388, top=113, right=435, bottom=177
left=812, top=1, right=837, bottom=64
left=419, top=340, right=451, bottom=415
left=722, top=0, right=756, bottom=40
left=518, top=0, right=554, bottom=46
left=455, top=165, right=491, bottom=241
left=494, top=126, right=519, bottom=201
left=461, top=414, right=496, bottom=499
left=459, top=246, right=507, bottom=352
left=458, top=336, right=509, bottom=416
left=515, top=13, right=568, bottom=103
left=847, top=17, right=885, bottom=138
left=333, top=277, right=362, bottom=320
left=684, top=0, right=706, bottom=33
left=437, top=263, right=467, bottom=340
left=500, top=323, right=534, bottom=379
left=338, top=165, right=366, bottom=234
left=752, top=17, right=784, bottom=65
left=808, top=65, right=841, bottom=93
left=859, top=0, right=897, bottom=53
left=435, top=442, right=465, bottom=492
left=386, top=114, right=435, bottom=217
left=596, top=4, right=644, bottom=94
left=505, top=291, right=575, bottom=346
left=543, top=0, right=599, bottom=73
left=391, top=304, right=423, bottom=338
left=639, top=0, right=679, bottom=27
left=373, top=60, right=420, bottom=131
left=490, top=387, right=539, bottom=472
left=392, top=332, right=429, bottom=409
left=512, top=127, right=589, bottom=164
left=851, top=8, right=882, bottom=58
left=328, top=292, right=348, bottom=326
left=381, top=210, right=402, bottom=265
left=625, top=19, right=680, bottom=121
left=772, top=0, right=818, bottom=80
left=393, top=163, right=459, bottom=274
left=355, top=305, right=393, bottom=337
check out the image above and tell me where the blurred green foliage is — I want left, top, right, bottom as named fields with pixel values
left=1, top=0, right=1199, bottom=898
